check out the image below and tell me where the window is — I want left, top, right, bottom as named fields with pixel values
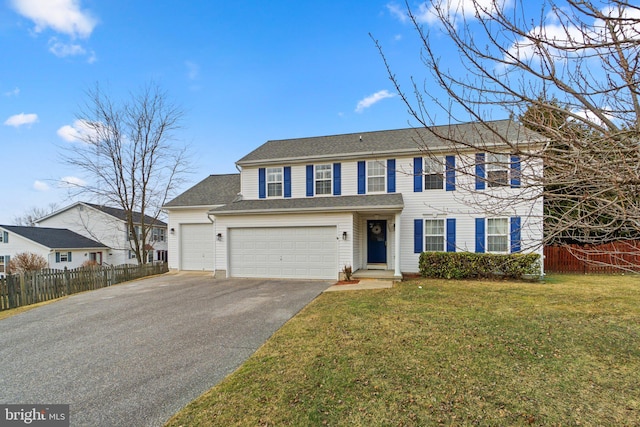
left=0, top=256, right=5, bottom=273
left=0, top=231, right=7, bottom=243
left=487, top=154, right=509, bottom=187
left=267, top=167, right=283, bottom=197
left=425, top=219, right=445, bottom=251
left=487, top=218, right=509, bottom=252
left=56, top=252, right=72, bottom=263
left=424, top=157, right=444, bottom=190
left=315, top=164, right=332, bottom=195
left=147, top=251, right=153, bottom=263
left=367, top=161, right=385, bottom=193
left=152, top=227, right=165, bottom=242
left=129, top=250, right=137, bottom=259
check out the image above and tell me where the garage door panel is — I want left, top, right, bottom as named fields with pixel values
left=181, top=224, right=214, bottom=271
left=230, top=226, right=337, bottom=279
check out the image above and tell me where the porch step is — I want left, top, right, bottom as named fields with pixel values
left=352, top=269, right=398, bottom=280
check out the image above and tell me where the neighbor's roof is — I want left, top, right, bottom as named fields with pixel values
left=237, top=119, right=545, bottom=166
left=209, top=194, right=404, bottom=215
left=0, top=225, right=108, bottom=250
left=38, top=202, right=167, bottom=227
left=164, top=174, right=241, bottom=208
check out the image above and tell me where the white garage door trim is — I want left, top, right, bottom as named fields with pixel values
left=180, top=223, right=214, bottom=271
left=229, top=226, right=337, bottom=279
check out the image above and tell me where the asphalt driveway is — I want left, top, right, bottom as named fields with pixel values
left=0, top=273, right=332, bottom=426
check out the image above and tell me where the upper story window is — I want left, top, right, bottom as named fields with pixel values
left=487, top=154, right=509, bottom=187
left=152, top=227, right=165, bottom=242
left=487, top=218, right=509, bottom=252
left=424, top=157, right=444, bottom=190
left=0, top=231, right=7, bottom=243
left=367, top=161, right=386, bottom=193
left=424, top=219, right=445, bottom=251
left=315, top=164, right=332, bottom=195
left=267, top=167, right=283, bottom=197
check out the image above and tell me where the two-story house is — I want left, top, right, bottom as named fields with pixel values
left=0, top=225, right=108, bottom=277
left=165, top=119, right=544, bottom=280
left=37, top=202, right=168, bottom=266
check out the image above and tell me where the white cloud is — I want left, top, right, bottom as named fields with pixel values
left=4, top=113, right=38, bottom=127
left=355, top=90, right=395, bottom=113
left=387, top=3, right=408, bottom=23
left=414, top=0, right=513, bottom=25
left=59, top=176, right=86, bottom=188
left=185, top=61, right=200, bottom=80
left=4, top=87, right=20, bottom=97
left=33, top=180, right=50, bottom=192
left=57, top=119, right=97, bottom=142
left=10, top=0, right=97, bottom=38
left=49, top=38, right=86, bottom=57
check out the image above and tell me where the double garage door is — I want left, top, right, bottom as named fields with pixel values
left=229, top=226, right=337, bottom=280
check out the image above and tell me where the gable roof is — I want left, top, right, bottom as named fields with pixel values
left=38, top=202, right=167, bottom=227
left=236, top=119, right=545, bottom=166
left=210, top=194, right=404, bottom=215
left=0, top=225, right=108, bottom=250
left=164, top=174, right=241, bottom=208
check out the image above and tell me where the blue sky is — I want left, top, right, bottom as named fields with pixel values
left=1, top=0, right=555, bottom=224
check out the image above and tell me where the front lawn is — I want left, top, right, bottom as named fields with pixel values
left=165, top=275, right=640, bottom=426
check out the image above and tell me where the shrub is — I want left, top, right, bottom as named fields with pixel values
left=8, top=252, right=48, bottom=274
left=419, top=252, right=541, bottom=280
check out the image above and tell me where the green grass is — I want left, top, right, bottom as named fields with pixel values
left=166, top=275, right=640, bottom=426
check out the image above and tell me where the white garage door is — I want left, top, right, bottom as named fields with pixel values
left=229, top=226, right=337, bottom=279
left=180, top=223, right=214, bottom=271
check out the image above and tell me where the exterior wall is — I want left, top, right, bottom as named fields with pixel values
left=214, top=212, right=354, bottom=278
left=0, top=232, right=105, bottom=276
left=38, top=205, right=168, bottom=266
left=237, top=152, right=543, bottom=275
left=165, top=207, right=215, bottom=271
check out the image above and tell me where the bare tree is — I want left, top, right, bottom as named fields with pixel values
left=13, top=203, right=58, bottom=226
left=8, top=252, right=48, bottom=274
left=61, top=82, right=189, bottom=263
left=376, top=0, right=640, bottom=267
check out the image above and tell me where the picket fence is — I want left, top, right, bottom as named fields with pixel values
left=0, top=262, right=168, bottom=311
left=544, top=241, right=640, bottom=273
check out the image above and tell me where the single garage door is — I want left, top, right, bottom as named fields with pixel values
left=180, top=223, right=214, bottom=271
left=229, top=226, right=337, bottom=279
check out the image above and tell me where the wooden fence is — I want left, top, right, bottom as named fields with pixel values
left=544, top=241, right=640, bottom=273
left=0, top=262, right=168, bottom=311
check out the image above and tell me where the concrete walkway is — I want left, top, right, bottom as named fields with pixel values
left=324, top=279, right=395, bottom=292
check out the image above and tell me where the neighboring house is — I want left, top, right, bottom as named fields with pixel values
left=163, top=174, right=241, bottom=271
left=37, top=202, right=168, bottom=266
left=165, top=119, right=545, bottom=280
left=0, top=225, right=108, bottom=277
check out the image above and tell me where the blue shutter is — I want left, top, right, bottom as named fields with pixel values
left=445, top=155, right=455, bottom=191
left=414, top=219, right=423, bottom=254
left=2, top=231, right=7, bottom=243
left=306, top=165, right=314, bottom=196
left=475, top=153, right=485, bottom=190
left=284, top=166, right=291, bottom=198
left=56, top=252, right=60, bottom=263
left=446, top=218, right=456, bottom=252
left=511, top=155, right=521, bottom=188
left=258, top=168, right=266, bottom=199
left=387, top=159, right=396, bottom=193
left=333, top=163, right=341, bottom=195
left=413, top=157, right=423, bottom=192
left=475, top=218, right=485, bottom=253
left=357, top=161, right=366, bottom=194
left=68, top=252, right=72, bottom=262
left=511, top=216, right=521, bottom=253
left=5, top=256, right=8, bottom=270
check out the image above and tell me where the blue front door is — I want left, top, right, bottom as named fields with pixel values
left=367, top=220, right=387, bottom=264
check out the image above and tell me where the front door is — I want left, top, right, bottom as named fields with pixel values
left=367, top=220, right=387, bottom=264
